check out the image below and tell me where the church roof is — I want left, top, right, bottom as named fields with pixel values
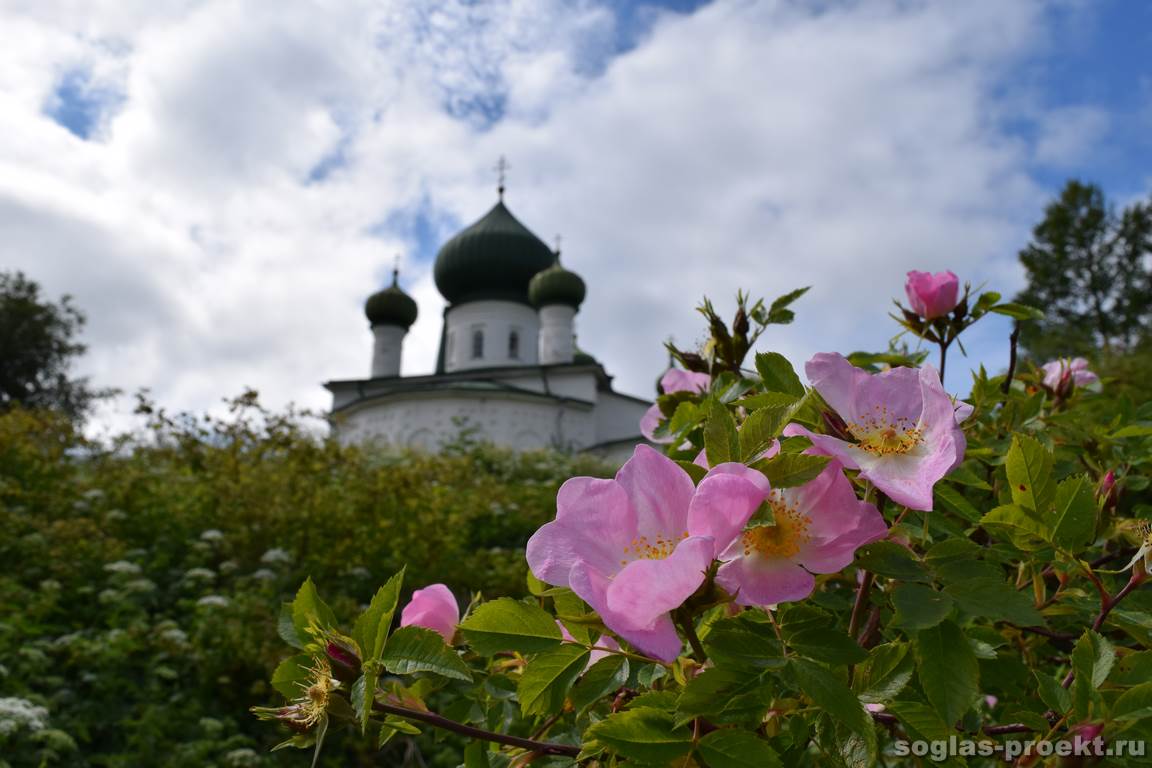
left=529, top=255, right=586, bottom=309
left=433, top=200, right=556, bottom=305
left=364, top=270, right=418, bottom=328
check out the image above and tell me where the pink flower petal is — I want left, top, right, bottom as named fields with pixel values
left=527, top=476, right=637, bottom=587
left=688, top=469, right=769, bottom=557
left=606, top=536, right=714, bottom=629
left=400, top=584, right=460, bottom=642
left=615, top=445, right=696, bottom=542
left=716, top=556, right=816, bottom=607
left=570, top=560, right=684, bottom=662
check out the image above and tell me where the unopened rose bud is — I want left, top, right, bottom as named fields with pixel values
left=1097, top=470, right=1119, bottom=512
left=325, top=640, right=361, bottom=681
left=905, top=270, right=960, bottom=320
left=821, top=410, right=853, bottom=442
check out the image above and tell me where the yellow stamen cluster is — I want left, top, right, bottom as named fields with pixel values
left=621, top=531, right=690, bottom=564
left=742, top=494, right=812, bottom=559
left=293, top=657, right=338, bottom=727
left=847, top=405, right=923, bottom=456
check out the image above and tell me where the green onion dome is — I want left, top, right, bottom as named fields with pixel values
left=433, top=200, right=556, bottom=305
left=573, top=348, right=598, bottom=366
left=365, top=270, right=418, bottom=329
left=528, top=255, right=586, bottom=309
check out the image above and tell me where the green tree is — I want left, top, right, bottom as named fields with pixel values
left=0, top=271, right=107, bottom=421
left=1015, top=180, right=1152, bottom=359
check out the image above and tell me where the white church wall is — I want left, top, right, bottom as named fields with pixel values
left=334, top=393, right=597, bottom=451
left=369, top=325, right=406, bottom=378
left=538, top=304, right=576, bottom=364
left=594, top=391, right=652, bottom=445
left=443, top=301, right=540, bottom=372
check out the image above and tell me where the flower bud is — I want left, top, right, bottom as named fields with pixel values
left=905, top=270, right=960, bottom=320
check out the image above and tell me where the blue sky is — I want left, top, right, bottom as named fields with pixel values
left=2, top=0, right=1150, bottom=431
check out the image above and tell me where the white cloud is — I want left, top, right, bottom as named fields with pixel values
left=0, top=0, right=1111, bottom=434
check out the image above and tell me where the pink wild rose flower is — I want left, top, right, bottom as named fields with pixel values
left=400, top=584, right=460, bottom=643
left=784, top=353, right=969, bottom=511
left=1040, top=357, right=1098, bottom=393
left=905, top=270, right=960, bottom=320
left=526, top=444, right=767, bottom=661
left=640, top=369, right=711, bottom=443
left=715, top=460, right=887, bottom=606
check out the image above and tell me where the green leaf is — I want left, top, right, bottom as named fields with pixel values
left=1034, top=671, right=1071, bottom=714
left=789, top=659, right=873, bottom=740
left=886, top=701, right=951, bottom=742
left=855, top=642, right=914, bottom=704
left=585, top=707, right=693, bottom=764
left=517, top=643, right=589, bottom=716
left=381, top=626, right=472, bottom=681
left=933, top=483, right=983, bottom=523
left=980, top=504, right=1051, bottom=550
left=697, top=729, right=783, bottom=768
left=943, top=578, right=1043, bottom=626
left=703, top=617, right=785, bottom=669
left=291, top=578, right=337, bottom=645
left=459, top=598, right=562, bottom=655
left=1072, top=630, right=1115, bottom=689
left=1112, top=682, right=1152, bottom=721
left=351, top=673, right=377, bottom=733
left=739, top=405, right=796, bottom=461
left=989, top=302, right=1045, bottom=321
left=677, top=667, right=775, bottom=725
left=1005, top=434, right=1055, bottom=514
left=891, top=584, right=953, bottom=630
left=278, top=603, right=304, bottom=649
left=755, top=352, right=805, bottom=397
left=753, top=452, right=831, bottom=489
left=1050, top=475, right=1097, bottom=552
left=853, top=541, right=931, bottom=582
left=735, top=391, right=802, bottom=410
left=352, top=569, right=405, bottom=663
left=704, top=401, right=741, bottom=466
left=786, top=627, right=867, bottom=665
left=914, top=621, right=979, bottom=725
left=271, top=654, right=313, bottom=698
left=570, top=655, right=629, bottom=713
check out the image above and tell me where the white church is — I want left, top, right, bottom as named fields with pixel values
left=325, top=187, right=652, bottom=458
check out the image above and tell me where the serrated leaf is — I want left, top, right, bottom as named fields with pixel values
left=853, top=541, right=931, bottom=582
left=352, top=569, right=405, bottom=663
left=351, top=673, right=377, bottom=733
left=753, top=452, right=830, bottom=489
left=755, top=352, right=805, bottom=397
left=786, top=627, right=867, bottom=665
left=886, top=701, right=951, bottom=742
left=459, top=598, right=562, bottom=655
left=1034, top=671, right=1071, bottom=714
left=586, top=707, right=693, bottom=764
left=790, top=659, right=872, bottom=740
left=278, top=602, right=304, bottom=649
left=989, top=302, right=1045, bottom=321
left=1112, top=682, right=1152, bottom=721
left=703, top=617, right=785, bottom=669
left=934, top=483, right=983, bottom=523
left=891, top=584, right=953, bottom=630
left=1005, top=434, right=1055, bottom=514
left=705, top=401, right=740, bottom=466
left=381, top=626, right=472, bottom=681
left=915, top=621, right=979, bottom=725
left=855, top=642, right=914, bottom=704
left=739, top=404, right=796, bottom=461
left=1072, top=630, right=1115, bottom=689
left=943, top=578, right=1043, bottom=626
left=1051, top=475, right=1097, bottom=552
left=677, top=667, right=775, bottom=725
left=291, top=578, right=337, bottom=646
left=570, top=655, right=629, bottom=713
left=271, top=654, right=313, bottom=698
left=697, top=729, right=783, bottom=768
left=980, top=504, right=1051, bottom=550
left=517, top=644, right=589, bottom=716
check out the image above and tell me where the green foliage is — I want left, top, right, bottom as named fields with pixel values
left=1015, top=179, right=1152, bottom=358
left=0, top=400, right=609, bottom=766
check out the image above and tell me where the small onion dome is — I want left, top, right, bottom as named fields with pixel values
left=365, top=270, right=418, bottom=329
left=573, top=347, right=598, bottom=366
left=433, top=200, right=556, bottom=305
left=529, top=256, right=586, bottom=309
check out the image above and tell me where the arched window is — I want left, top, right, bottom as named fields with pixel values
left=471, top=328, right=484, bottom=359
left=508, top=330, right=520, bottom=359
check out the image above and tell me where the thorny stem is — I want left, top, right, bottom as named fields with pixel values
left=1001, top=322, right=1020, bottom=396
left=848, top=571, right=875, bottom=643
left=1061, top=568, right=1145, bottom=689
left=675, top=610, right=708, bottom=663
left=372, top=701, right=579, bottom=757
left=937, top=339, right=949, bottom=383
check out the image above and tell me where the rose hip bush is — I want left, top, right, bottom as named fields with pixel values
left=258, top=278, right=1152, bottom=767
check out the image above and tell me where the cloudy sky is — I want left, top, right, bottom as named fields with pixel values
left=2, top=0, right=1150, bottom=435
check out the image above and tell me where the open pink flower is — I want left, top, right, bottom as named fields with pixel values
left=905, top=270, right=960, bottom=320
left=400, top=584, right=459, bottom=643
left=640, top=369, right=711, bottom=443
left=526, top=444, right=767, bottom=661
left=783, top=353, right=967, bottom=511
left=715, top=459, right=887, bottom=606
left=1041, top=357, right=1098, bottom=393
